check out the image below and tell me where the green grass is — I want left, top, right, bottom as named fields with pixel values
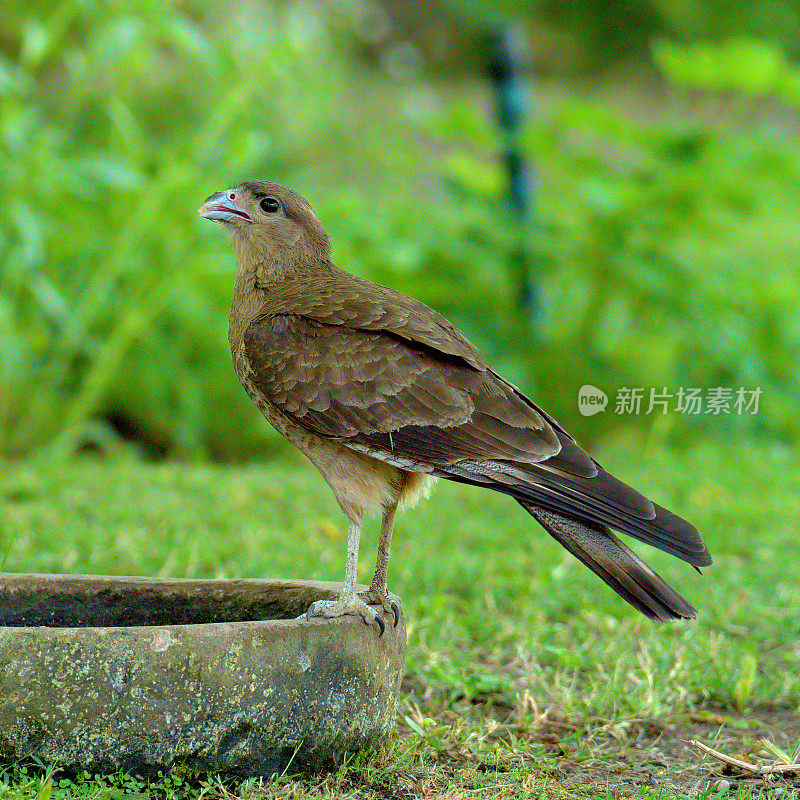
left=1, top=441, right=799, bottom=798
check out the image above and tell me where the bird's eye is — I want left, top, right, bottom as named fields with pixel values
left=260, top=197, right=281, bottom=214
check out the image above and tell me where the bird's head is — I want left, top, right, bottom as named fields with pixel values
left=199, top=181, right=331, bottom=272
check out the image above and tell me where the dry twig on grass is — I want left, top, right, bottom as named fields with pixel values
left=690, top=740, right=800, bottom=776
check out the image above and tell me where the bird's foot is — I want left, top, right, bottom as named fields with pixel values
left=357, top=584, right=400, bottom=628
left=304, top=594, right=386, bottom=636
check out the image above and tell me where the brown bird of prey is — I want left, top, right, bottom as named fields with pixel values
left=199, top=181, right=711, bottom=634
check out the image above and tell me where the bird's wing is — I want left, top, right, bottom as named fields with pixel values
left=243, top=310, right=710, bottom=569
left=242, top=312, right=562, bottom=465
left=258, top=271, right=490, bottom=370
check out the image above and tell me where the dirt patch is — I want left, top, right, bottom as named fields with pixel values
left=395, top=703, right=800, bottom=798
left=527, top=708, right=800, bottom=797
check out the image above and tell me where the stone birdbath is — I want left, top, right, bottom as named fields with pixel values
left=0, top=573, right=406, bottom=778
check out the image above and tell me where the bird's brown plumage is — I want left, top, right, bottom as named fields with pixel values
left=201, top=180, right=712, bottom=625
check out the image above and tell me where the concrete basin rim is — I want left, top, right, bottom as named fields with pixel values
left=0, top=572, right=365, bottom=591
left=0, top=572, right=402, bottom=634
left=0, top=612, right=396, bottom=635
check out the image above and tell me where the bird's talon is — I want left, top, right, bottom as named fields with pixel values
left=302, top=595, right=385, bottom=633
left=357, top=587, right=400, bottom=630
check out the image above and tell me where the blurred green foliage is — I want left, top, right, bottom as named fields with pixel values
left=435, top=37, right=800, bottom=445
left=516, top=0, right=800, bottom=70
left=0, top=1, right=797, bottom=459
left=0, top=0, right=390, bottom=459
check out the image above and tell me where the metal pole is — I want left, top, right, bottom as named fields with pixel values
left=488, top=26, right=539, bottom=328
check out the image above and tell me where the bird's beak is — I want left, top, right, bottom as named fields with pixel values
left=198, top=191, right=252, bottom=223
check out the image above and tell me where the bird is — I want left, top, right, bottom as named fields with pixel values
left=199, top=181, right=712, bottom=635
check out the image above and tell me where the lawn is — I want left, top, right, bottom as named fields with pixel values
left=1, top=441, right=798, bottom=798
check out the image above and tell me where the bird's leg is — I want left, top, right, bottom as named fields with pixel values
left=304, top=519, right=385, bottom=634
left=358, top=502, right=400, bottom=626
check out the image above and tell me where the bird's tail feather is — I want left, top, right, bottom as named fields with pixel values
left=520, top=503, right=697, bottom=620
left=439, top=459, right=711, bottom=569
